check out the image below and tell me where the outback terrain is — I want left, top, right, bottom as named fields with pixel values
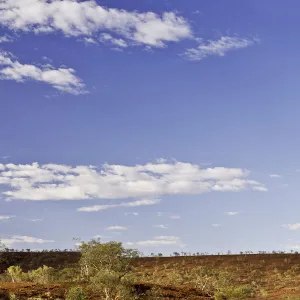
left=0, top=251, right=300, bottom=299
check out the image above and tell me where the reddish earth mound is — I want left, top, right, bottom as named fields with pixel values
left=0, top=282, right=66, bottom=299
left=134, top=283, right=213, bottom=299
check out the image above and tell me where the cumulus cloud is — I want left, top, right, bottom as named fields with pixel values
left=269, top=174, right=281, bottom=178
left=282, top=223, right=300, bottom=231
left=106, top=226, right=128, bottom=231
left=183, top=36, right=258, bottom=61
left=0, top=160, right=267, bottom=201
left=78, top=198, right=160, bottom=212
left=0, top=0, right=192, bottom=48
left=0, top=51, right=85, bottom=94
left=127, top=236, right=184, bottom=247
left=1, top=235, right=54, bottom=246
left=225, top=212, right=239, bottom=216
left=153, top=224, right=168, bottom=229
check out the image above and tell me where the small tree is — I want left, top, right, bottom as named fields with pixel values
left=6, top=266, right=24, bottom=283
left=78, top=239, right=139, bottom=300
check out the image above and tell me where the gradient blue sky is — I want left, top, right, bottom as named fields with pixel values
left=0, top=0, right=300, bottom=254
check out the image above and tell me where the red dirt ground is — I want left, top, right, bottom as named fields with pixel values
left=1, top=252, right=300, bottom=299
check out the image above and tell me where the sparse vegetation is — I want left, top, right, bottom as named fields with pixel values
left=1, top=244, right=300, bottom=298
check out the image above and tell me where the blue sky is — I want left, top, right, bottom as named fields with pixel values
left=0, top=0, right=300, bottom=254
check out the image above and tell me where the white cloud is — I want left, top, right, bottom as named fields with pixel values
left=125, top=212, right=139, bottom=216
left=169, top=215, right=180, bottom=220
left=0, top=160, right=267, bottom=201
left=212, top=224, right=221, bottom=228
left=26, top=218, right=43, bottom=222
left=225, top=212, right=239, bottom=216
left=270, top=174, right=281, bottom=178
left=1, top=235, right=54, bottom=246
left=0, top=0, right=192, bottom=48
left=183, top=36, right=258, bottom=61
left=78, top=198, right=160, bottom=212
left=106, top=226, right=128, bottom=231
left=282, top=223, right=300, bottom=231
left=0, top=34, right=14, bottom=43
left=0, top=51, right=86, bottom=94
left=83, top=37, right=97, bottom=44
left=0, top=215, right=14, bottom=221
left=157, top=212, right=164, bottom=217
left=127, top=236, right=184, bottom=247
left=94, top=235, right=111, bottom=239
left=153, top=224, right=168, bottom=229
left=100, top=33, right=128, bottom=48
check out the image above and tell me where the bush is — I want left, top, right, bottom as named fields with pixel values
left=27, top=265, right=55, bottom=284
left=66, top=286, right=86, bottom=300
left=90, top=270, right=136, bottom=300
left=5, top=266, right=25, bottom=283
left=56, top=267, right=81, bottom=282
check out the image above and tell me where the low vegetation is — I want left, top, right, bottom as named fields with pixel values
left=0, top=241, right=300, bottom=298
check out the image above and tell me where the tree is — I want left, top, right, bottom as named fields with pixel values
left=78, top=239, right=139, bottom=300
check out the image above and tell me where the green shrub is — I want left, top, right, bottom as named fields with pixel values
left=56, top=267, right=81, bottom=282
left=66, top=286, right=86, bottom=300
left=27, top=265, right=55, bottom=284
left=90, top=270, right=136, bottom=300
left=6, top=266, right=25, bottom=283
left=215, top=285, right=254, bottom=299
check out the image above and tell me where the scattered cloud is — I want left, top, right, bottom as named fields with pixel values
left=282, top=223, right=300, bottom=231
left=270, top=174, right=281, bottom=178
left=106, top=226, right=128, bottom=231
left=100, top=33, right=128, bottom=48
left=0, top=160, right=266, bottom=201
left=183, top=36, right=259, bottom=61
left=192, top=10, right=202, bottom=15
left=1, top=235, right=54, bottom=246
left=157, top=212, right=164, bottom=217
left=78, top=198, right=160, bottom=212
left=83, top=37, right=97, bottom=45
left=125, top=212, right=139, bottom=216
left=0, top=0, right=192, bottom=48
left=26, top=218, right=43, bottom=222
left=0, top=34, right=14, bottom=43
left=126, top=236, right=184, bottom=247
left=0, top=215, right=15, bottom=221
left=286, top=244, right=300, bottom=251
left=212, top=224, right=221, bottom=228
left=169, top=215, right=181, bottom=220
left=94, top=235, right=111, bottom=239
left=153, top=224, right=168, bottom=229
left=225, top=212, right=239, bottom=216
left=0, top=51, right=86, bottom=94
